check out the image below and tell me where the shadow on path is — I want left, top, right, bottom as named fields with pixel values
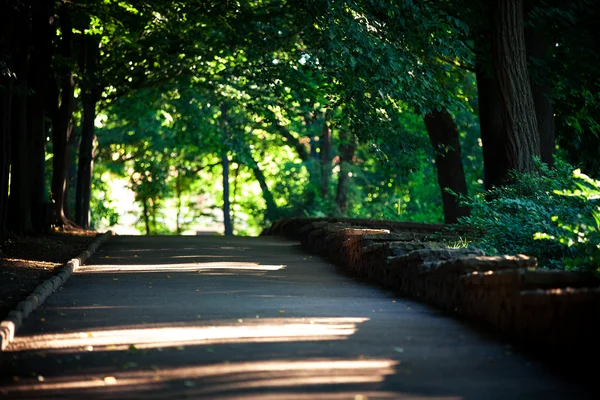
left=0, top=236, right=594, bottom=399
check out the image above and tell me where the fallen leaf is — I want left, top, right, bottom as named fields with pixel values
left=167, top=275, right=171, bottom=279
left=183, top=380, right=195, bottom=387
left=393, top=347, right=405, bottom=353
left=37, top=376, right=45, bottom=382
left=113, top=278, right=119, bottom=281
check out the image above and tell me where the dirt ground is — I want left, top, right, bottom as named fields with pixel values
left=0, top=230, right=98, bottom=321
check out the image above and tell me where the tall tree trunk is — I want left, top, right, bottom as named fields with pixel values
left=75, top=92, right=97, bottom=229
left=335, top=130, right=356, bottom=215
left=424, top=110, right=470, bottom=224
left=0, top=3, right=16, bottom=239
left=175, top=174, right=182, bottom=235
left=142, top=197, right=150, bottom=235
left=490, top=0, right=540, bottom=173
left=320, top=120, right=331, bottom=198
left=75, top=34, right=99, bottom=229
left=222, top=152, right=233, bottom=236
left=524, top=2, right=555, bottom=167
left=475, top=32, right=508, bottom=191
left=51, top=3, right=76, bottom=227
left=28, top=1, right=54, bottom=232
left=8, top=5, right=32, bottom=233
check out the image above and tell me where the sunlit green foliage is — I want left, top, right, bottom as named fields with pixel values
left=460, top=159, right=595, bottom=269
left=534, top=169, right=600, bottom=272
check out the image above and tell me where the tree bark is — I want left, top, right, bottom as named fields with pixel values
left=51, top=3, right=76, bottom=227
left=222, top=152, right=233, bottom=236
left=335, top=130, right=356, bottom=215
left=475, top=31, right=508, bottom=190
left=490, top=0, right=541, bottom=173
left=0, top=2, right=17, bottom=238
left=8, top=4, right=33, bottom=233
left=320, top=120, right=331, bottom=198
left=141, top=197, right=150, bottom=235
left=524, top=3, right=555, bottom=167
left=75, top=34, right=100, bottom=229
left=424, top=110, right=470, bottom=224
left=28, top=1, right=55, bottom=231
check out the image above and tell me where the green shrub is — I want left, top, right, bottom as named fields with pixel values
left=534, top=169, right=600, bottom=273
left=459, top=159, right=594, bottom=269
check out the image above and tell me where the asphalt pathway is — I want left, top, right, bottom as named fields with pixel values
left=0, top=235, right=594, bottom=399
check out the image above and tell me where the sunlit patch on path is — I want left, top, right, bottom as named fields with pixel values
left=7, top=318, right=368, bottom=353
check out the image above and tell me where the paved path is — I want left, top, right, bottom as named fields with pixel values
left=0, top=236, right=594, bottom=399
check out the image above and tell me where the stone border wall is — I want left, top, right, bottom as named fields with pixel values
left=262, top=217, right=600, bottom=362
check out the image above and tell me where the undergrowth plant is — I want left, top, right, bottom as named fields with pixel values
left=534, top=169, right=600, bottom=273
left=459, top=159, right=595, bottom=270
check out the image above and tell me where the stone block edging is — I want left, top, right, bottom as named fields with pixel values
left=0, top=230, right=113, bottom=351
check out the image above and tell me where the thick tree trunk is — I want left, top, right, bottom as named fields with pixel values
left=335, top=130, right=356, bottom=215
left=75, top=34, right=100, bottom=229
left=0, top=86, right=10, bottom=239
left=28, top=1, right=54, bottom=231
left=424, top=110, right=470, bottom=224
left=75, top=92, right=97, bottom=229
left=222, top=152, right=233, bottom=236
left=8, top=5, right=32, bottom=233
left=0, top=3, right=16, bottom=238
left=475, top=33, right=508, bottom=191
left=524, top=8, right=555, bottom=167
left=51, top=3, right=76, bottom=227
left=490, top=0, right=540, bottom=173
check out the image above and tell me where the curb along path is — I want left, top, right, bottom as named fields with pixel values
left=0, top=230, right=113, bottom=351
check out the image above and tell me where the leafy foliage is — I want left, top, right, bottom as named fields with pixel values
left=534, top=169, right=600, bottom=272
left=460, top=159, right=593, bottom=269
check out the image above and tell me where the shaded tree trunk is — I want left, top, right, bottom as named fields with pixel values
left=335, top=130, right=356, bottom=215
left=475, top=31, right=508, bottom=191
left=0, top=3, right=17, bottom=238
left=490, top=0, right=540, bottom=172
left=142, top=197, right=150, bottom=235
left=75, top=91, right=97, bottom=229
left=28, top=1, right=55, bottom=231
left=75, top=33, right=100, bottom=229
left=320, top=120, right=331, bottom=198
left=175, top=174, right=182, bottom=235
left=524, top=2, right=555, bottom=167
left=424, top=110, right=470, bottom=224
left=8, top=5, right=32, bottom=233
left=222, top=152, right=232, bottom=236
left=51, top=3, right=76, bottom=227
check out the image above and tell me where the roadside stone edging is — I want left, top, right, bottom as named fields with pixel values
left=0, top=230, right=113, bottom=351
left=262, top=217, right=600, bottom=362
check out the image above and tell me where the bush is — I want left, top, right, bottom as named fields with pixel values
left=534, top=169, right=600, bottom=273
left=459, top=159, right=595, bottom=270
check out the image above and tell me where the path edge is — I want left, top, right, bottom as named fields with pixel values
left=0, top=230, right=114, bottom=351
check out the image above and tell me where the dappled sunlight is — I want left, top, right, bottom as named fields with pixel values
left=7, top=318, right=369, bottom=353
left=3, top=359, right=408, bottom=398
left=77, top=261, right=286, bottom=273
left=170, top=254, right=243, bottom=259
